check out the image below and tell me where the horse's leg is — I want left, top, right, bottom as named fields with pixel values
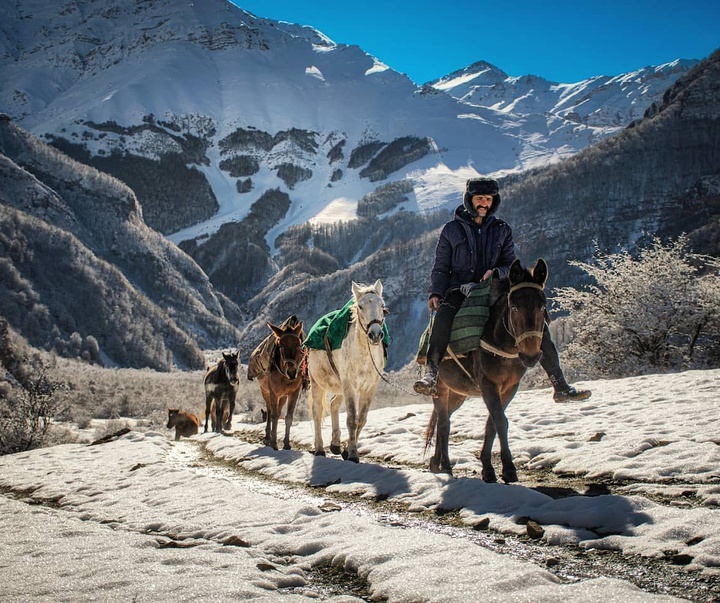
left=225, top=388, right=237, bottom=431
left=282, top=388, right=300, bottom=450
left=481, top=380, right=518, bottom=483
left=309, top=378, right=326, bottom=456
left=214, top=396, right=224, bottom=433
left=352, top=384, right=377, bottom=457
left=430, top=389, right=451, bottom=474
left=343, top=391, right=359, bottom=463
left=260, top=383, right=278, bottom=450
left=203, top=393, right=213, bottom=433
left=479, top=415, right=498, bottom=483
left=329, top=394, right=344, bottom=456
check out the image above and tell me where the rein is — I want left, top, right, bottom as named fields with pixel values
left=364, top=329, right=421, bottom=397
left=358, top=300, right=421, bottom=397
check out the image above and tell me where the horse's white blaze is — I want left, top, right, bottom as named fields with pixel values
left=308, top=280, right=386, bottom=461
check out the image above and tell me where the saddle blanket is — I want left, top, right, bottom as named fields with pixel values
left=416, top=280, right=492, bottom=365
left=304, top=297, right=389, bottom=352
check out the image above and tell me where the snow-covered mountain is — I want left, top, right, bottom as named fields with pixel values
left=1, top=0, right=712, bottom=372
left=0, top=0, right=694, bottom=248
left=431, top=59, right=697, bottom=129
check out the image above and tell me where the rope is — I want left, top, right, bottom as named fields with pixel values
left=366, top=330, right=421, bottom=397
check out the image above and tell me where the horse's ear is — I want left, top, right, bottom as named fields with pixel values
left=292, top=321, right=303, bottom=334
left=351, top=281, right=361, bottom=299
left=533, top=258, right=548, bottom=287
left=374, top=279, right=383, bottom=296
left=509, top=258, right=524, bottom=283
left=267, top=322, right=283, bottom=338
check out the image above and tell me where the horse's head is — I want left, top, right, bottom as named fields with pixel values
left=351, top=279, right=387, bottom=346
left=222, top=351, right=240, bottom=385
left=268, top=320, right=304, bottom=380
left=167, top=408, right=180, bottom=429
left=506, top=258, right=548, bottom=368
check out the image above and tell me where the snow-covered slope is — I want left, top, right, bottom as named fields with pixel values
left=0, top=0, right=694, bottom=246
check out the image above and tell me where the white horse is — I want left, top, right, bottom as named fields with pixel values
left=307, top=280, right=387, bottom=462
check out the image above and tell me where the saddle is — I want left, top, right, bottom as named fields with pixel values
left=416, top=280, right=492, bottom=365
left=304, top=297, right=389, bottom=353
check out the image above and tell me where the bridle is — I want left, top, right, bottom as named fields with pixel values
left=355, top=295, right=389, bottom=338
left=505, top=281, right=546, bottom=345
left=273, top=332, right=304, bottom=380
left=480, top=281, right=545, bottom=358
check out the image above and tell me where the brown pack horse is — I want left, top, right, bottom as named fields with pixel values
left=256, top=318, right=306, bottom=450
left=425, top=258, right=548, bottom=483
left=204, top=351, right=240, bottom=433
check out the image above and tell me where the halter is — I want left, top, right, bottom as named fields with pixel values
left=354, top=294, right=388, bottom=338
left=360, top=317, right=386, bottom=335
left=480, top=281, right=545, bottom=357
left=273, top=332, right=304, bottom=380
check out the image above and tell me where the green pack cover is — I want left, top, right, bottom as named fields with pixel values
left=416, top=278, right=492, bottom=363
left=304, top=297, right=390, bottom=352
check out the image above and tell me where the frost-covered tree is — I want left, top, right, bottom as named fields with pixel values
left=553, top=235, right=720, bottom=378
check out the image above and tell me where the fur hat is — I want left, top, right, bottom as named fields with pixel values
left=463, top=177, right=501, bottom=216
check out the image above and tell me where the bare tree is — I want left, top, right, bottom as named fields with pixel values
left=553, top=235, right=720, bottom=378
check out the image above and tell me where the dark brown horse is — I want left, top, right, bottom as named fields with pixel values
left=203, top=351, right=240, bottom=433
left=425, top=258, right=548, bottom=483
left=252, top=317, right=306, bottom=450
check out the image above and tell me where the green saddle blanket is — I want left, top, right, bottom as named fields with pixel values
left=416, top=279, right=492, bottom=364
left=304, top=297, right=390, bottom=352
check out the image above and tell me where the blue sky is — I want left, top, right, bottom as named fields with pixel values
left=231, top=0, right=719, bottom=84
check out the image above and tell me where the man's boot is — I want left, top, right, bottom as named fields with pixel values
left=549, top=372, right=591, bottom=403
left=414, top=361, right=439, bottom=396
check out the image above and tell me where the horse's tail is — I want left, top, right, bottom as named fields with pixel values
left=424, top=408, right=437, bottom=456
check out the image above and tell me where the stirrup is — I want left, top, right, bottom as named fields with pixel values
left=553, top=386, right=591, bottom=403
left=414, top=373, right=437, bottom=396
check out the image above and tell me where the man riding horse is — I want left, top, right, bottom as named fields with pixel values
left=414, top=177, right=591, bottom=402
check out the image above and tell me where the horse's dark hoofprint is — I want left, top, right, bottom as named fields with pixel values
left=203, top=351, right=240, bottom=433
left=425, top=259, right=548, bottom=483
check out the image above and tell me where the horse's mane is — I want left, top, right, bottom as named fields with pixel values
left=348, top=285, right=378, bottom=324
left=488, top=274, right=510, bottom=307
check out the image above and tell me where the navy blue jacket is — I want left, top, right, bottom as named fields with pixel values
left=429, top=205, right=516, bottom=299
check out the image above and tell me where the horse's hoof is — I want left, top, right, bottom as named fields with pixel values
left=346, top=456, right=360, bottom=464
left=283, top=444, right=291, bottom=451
left=223, top=422, right=232, bottom=431
left=330, top=445, right=342, bottom=455
left=482, top=468, right=498, bottom=483
left=502, top=470, right=518, bottom=483
left=314, top=449, right=326, bottom=457
left=429, top=458, right=452, bottom=475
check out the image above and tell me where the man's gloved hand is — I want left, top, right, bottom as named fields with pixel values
left=460, top=282, right=477, bottom=297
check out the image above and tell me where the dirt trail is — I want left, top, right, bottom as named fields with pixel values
left=175, top=434, right=720, bottom=603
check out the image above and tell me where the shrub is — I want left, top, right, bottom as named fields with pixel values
left=0, top=319, right=63, bottom=455
left=553, top=235, right=720, bottom=378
